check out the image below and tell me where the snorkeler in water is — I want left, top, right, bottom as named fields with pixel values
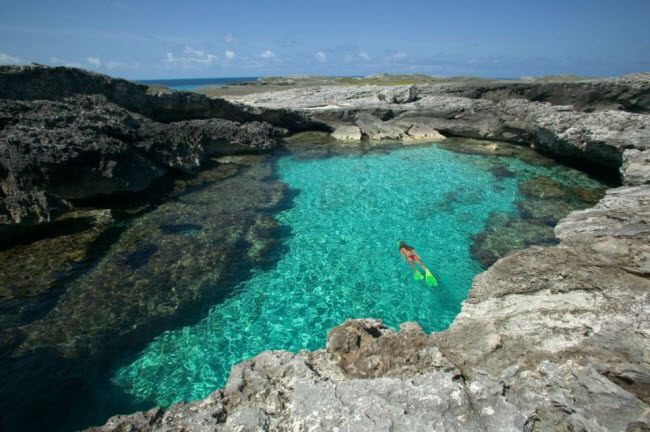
left=397, top=240, right=437, bottom=286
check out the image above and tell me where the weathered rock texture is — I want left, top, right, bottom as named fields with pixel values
left=225, top=75, right=650, bottom=173
left=0, top=66, right=286, bottom=226
left=413, top=73, right=650, bottom=113
left=0, top=64, right=251, bottom=123
left=90, top=74, right=650, bottom=431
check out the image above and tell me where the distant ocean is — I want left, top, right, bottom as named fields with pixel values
left=136, top=77, right=258, bottom=90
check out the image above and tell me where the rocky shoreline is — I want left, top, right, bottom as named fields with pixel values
left=1, top=66, right=648, bottom=431
left=224, top=77, right=649, bottom=170
left=89, top=73, right=649, bottom=431
left=0, top=66, right=295, bottom=431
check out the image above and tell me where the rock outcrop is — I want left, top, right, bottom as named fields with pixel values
left=89, top=73, right=650, bottom=431
left=0, top=64, right=252, bottom=123
left=331, top=125, right=362, bottom=141
left=0, top=68, right=286, bottom=226
left=415, top=73, right=650, bottom=114
left=225, top=76, right=650, bottom=173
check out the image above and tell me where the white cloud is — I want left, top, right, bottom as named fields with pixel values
left=260, top=50, right=276, bottom=59
left=225, top=50, right=235, bottom=60
left=183, top=46, right=217, bottom=63
left=165, top=46, right=218, bottom=66
left=49, top=56, right=64, bottom=64
left=315, top=51, right=327, bottom=63
left=359, top=51, right=371, bottom=60
left=86, top=57, right=102, bottom=67
left=0, top=53, right=23, bottom=65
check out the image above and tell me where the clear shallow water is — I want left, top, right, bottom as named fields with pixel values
left=110, top=143, right=595, bottom=406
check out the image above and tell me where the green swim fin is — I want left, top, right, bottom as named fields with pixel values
left=413, top=270, right=424, bottom=280
left=425, top=270, right=438, bottom=287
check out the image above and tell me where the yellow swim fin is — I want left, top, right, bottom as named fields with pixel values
left=425, top=270, right=438, bottom=287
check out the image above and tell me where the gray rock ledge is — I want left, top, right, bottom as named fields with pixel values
left=0, top=67, right=287, bottom=225
left=225, top=78, right=650, bottom=171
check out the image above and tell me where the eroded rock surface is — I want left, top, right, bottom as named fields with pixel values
left=225, top=77, right=650, bottom=173
left=0, top=93, right=285, bottom=226
left=0, top=64, right=259, bottom=123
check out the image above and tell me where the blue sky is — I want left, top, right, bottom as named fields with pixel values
left=0, top=0, right=648, bottom=79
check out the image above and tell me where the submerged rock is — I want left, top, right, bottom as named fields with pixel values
left=516, top=198, right=575, bottom=225
left=489, top=164, right=516, bottom=180
left=12, top=158, right=287, bottom=359
left=0, top=209, right=114, bottom=329
left=437, top=138, right=556, bottom=166
left=518, top=176, right=575, bottom=199
left=470, top=213, right=558, bottom=268
left=471, top=175, right=606, bottom=266
left=443, top=186, right=484, bottom=205
left=282, top=131, right=338, bottom=159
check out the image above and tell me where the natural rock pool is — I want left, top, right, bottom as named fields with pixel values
left=112, top=140, right=606, bottom=407
left=1, top=139, right=609, bottom=431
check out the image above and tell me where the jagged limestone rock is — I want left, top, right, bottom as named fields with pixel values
left=622, top=149, right=650, bottom=186
left=0, top=94, right=285, bottom=225
left=331, top=125, right=362, bottom=141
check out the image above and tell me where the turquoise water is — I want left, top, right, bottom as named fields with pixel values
left=111, top=144, right=526, bottom=405
left=110, top=143, right=604, bottom=407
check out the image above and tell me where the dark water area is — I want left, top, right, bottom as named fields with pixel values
left=0, top=140, right=610, bottom=431
left=136, top=77, right=258, bottom=90
left=0, top=154, right=292, bottom=431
